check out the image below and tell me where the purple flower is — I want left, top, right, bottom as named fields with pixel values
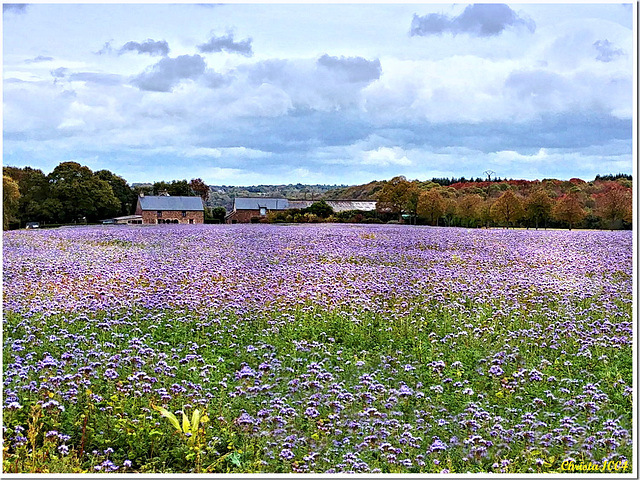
left=280, top=449, right=295, bottom=460
left=398, top=384, right=414, bottom=397
left=429, top=438, right=448, bottom=453
left=236, top=365, right=257, bottom=379
left=529, top=369, right=543, bottom=381
left=304, top=407, right=320, bottom=418
left=234, top=411, right=256, bottom=426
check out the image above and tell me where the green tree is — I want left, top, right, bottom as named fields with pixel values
left=47, top=162, right=120, bottom=223
left=153, top=179, right=194, bottom=196
left=94, top=169, right=137, bottom=216
left=3, top=175, right=21, bottom=230
left=490, top=190, right=523, bottom=228
left=417, top=188, right=446, bottom=226
left=305, top=200, right=334, bottom=219
left=205, top=207, right=227, bottom=223
left=524, top=189, right=554, bottom=230
left=552, top=192, right=586, bottom=230
left=2, top=167, right=50, bottom=223
left=3, top=166, right=52, bottom=224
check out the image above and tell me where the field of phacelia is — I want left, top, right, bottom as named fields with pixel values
left=2, top=224, right=633, bottom=473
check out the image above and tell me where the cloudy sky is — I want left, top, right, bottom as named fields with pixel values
left=3, top=3, right=636, bottom=186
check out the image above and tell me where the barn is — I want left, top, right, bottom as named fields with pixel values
left=135, top=194, right=204, bottom=224
left=225, top=197, right=378, bottom=223
left=225, top=197, right=290, bottom=223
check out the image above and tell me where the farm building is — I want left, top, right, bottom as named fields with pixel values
left=288, top=200, right=377, bottom=213
left=100, top=215, right=143, bottom=225
left=225, top=197, right=377, bottom=223
left=225, top=197, right=290, bottom=224
left=135, top=194, right=204, bottom=224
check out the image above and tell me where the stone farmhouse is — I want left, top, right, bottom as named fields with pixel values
left=135, top=194, right=204, bottom=224
left=225, top=197, right=377, bottom=223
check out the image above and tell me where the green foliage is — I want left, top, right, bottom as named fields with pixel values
left=3, top=175, right=21, bottom=230
left=46, top=162, right=121, bottom=223
left=94, top=170, right=137, bottom=216
left=205, top=207, right=227, bottom=224
left=3, top=166, right=51, bottom=225
left=153, top=180, right=193, bottom=197
left=303, top=200, right=333, bottom=218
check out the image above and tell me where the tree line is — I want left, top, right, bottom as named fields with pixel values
left=3, top=161, right=633, bottom=230
left=3, top=162, right=225, bottom=229
left=374, top=175, right=632, bottom=230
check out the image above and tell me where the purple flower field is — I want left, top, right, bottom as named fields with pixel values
left=3, top=224, right=633, bottom=473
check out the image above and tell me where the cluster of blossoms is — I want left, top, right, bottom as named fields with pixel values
left=2, top=224, right=632, bottom=473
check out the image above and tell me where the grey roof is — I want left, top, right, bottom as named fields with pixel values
left=288, top=200, right=377, bottom=212
left=139, top=196, right=204, bottom=211
left=234, top=197, right=289, bottom=211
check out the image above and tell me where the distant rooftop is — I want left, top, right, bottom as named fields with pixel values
left=233, top=197, right=377, bottom=212
left=289, top=200, right=377, bottom=212
left=234, top=197, right=289, bottom=210
left=139, top=196, right=204, bottom=211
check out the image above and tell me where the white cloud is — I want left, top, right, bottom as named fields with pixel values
left=362, top=147, right=412, bottom=167
left=2, top=4, right=634, bottom=185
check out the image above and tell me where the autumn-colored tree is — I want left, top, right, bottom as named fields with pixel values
left=524, top=189, right=554, bottom=230
left=189, top=178, right=209, bottom=201
left=404, top=182, right=421, bottom=224
left=417, top=188, right=446, bottom=226
left=490, top=190, right=523, bottom=228
left=456, top=194, right=483, bottom=227
left=478, top=198, right=494, bottom=228
left=3, top=175, right=20, bottom=230
left=552, top=192, right=586, bottom=230
left=377, top=176, right=419, bottom=222
left=441, top=195, right=458, bottom=227
left=595, top=186, right=632, bottom=229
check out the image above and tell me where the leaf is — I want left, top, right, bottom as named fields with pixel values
left=229, top=452, right=242, bottom=467
left=191, top=409, right=201, bottom=436
left=152, top=405, right=181, bottom=432
left=187, top=409, right=201, bottom=447
left=182, top=410, right=191, bottom=435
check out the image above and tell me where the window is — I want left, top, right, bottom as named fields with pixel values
left=182, top=211, right=187, bottom=217
left=157, top=210, right=162, bottom=217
